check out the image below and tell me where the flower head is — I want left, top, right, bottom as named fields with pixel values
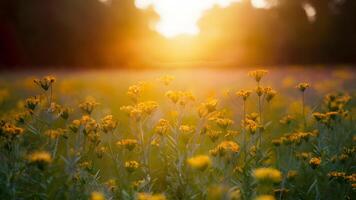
left=264, top=87, right=277, bottom=102
left=198, top=99, right=218, bottom=117
left=79, top=97, right=99, bottom=115
left=210, top=140, right=240, bottom=157
left=165, top=90, right=195, bottom=106
left=105, top=179, right=117, bottom=192
left=154, top=119, right=170, bottom=136
left=253, top=167, right=282, bottom=183
left=90, top=191, right=105, bottom=200
left=136, top=193, right=166, bottom=200
left=309, top=157, right=321, bottom=169
left=25, top=96, right=40, bottom=111
left=179, top=125, right=195, bottom=135
left=255, top=86, right=264, bottom=97
left=214, top=118, right=234, bottom=129
left=125, top=160, right=139, bottom=173
left=100, top=115, right=118, bottom=133
left=0, top=122, right=24, bottom=138
left=287, top=170, right=298, bottom=180
left=296, top=82, right=310, bottom=92
left=254, top=195, right=275, bottom=200
left=206, top=130, right=222, bottom=142
left=127, top=83, right=144, bottom=102
left=187, top=155, right=211, bottom=171
left=27, top=151, right=52, bottom=169
left=117, top=139, right=138, bottom=151
left=68, top=119, right=81, bottom=133
left=248, top=70, right=268, bottom=82
left=236, top=89, right=252, bottom=101
left=34, top=75, right=55, bottom=91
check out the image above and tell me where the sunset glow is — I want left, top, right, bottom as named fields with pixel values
left=135, top=0, right=240, bottom=38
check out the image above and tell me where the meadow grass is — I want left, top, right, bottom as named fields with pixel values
left=0, top=68, right=355, bottom=200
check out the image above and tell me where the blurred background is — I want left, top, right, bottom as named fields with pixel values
left=0, top=0, right=356, bottom=69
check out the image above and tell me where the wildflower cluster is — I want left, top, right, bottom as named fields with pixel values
left=0, top=71, right=354, bottom=200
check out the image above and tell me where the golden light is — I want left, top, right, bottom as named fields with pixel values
left=134, top=0, right=240, bottom=38
left=251, top=0, right=276, bottom=9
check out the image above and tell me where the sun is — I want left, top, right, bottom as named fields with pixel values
left=135, top=0, right=240, bottom=38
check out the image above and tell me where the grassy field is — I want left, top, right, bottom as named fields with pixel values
left=0, top=67, right=355, bottom=200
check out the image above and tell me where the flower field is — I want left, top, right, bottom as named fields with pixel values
left=0, top=68, right=355, bottom=200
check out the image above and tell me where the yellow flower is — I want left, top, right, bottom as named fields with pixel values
left=121, top=101, right=158, bottom=121
left=100, top=115, right=118, bottom=133
left=280, top=131, right=313, bottom=145
left=125, top=161, right=140, bottom=173
left=207, top=185, right=228, bottom=200
left=210, top=141, right=240, bottom=157
left=120, top=105, right=143, bottom=121
left=338, top=154, right=349, bottom=162
left=296, top=82, right=310, bottom=92
left=326, top=111, right=338, bottom=120
left=247, top=112, right=260, bottom=122
left=79, top=97, right=99, bottom=115
left=117, top=139, right=138, bottom=151
left=253, top=168, right=282, bottom=183
left=165, top=90, right=180, bottom=104
left=13, top=111, right=29, bottom=124
left=215, top=118, right=234, bottom=129
left=105, top=179, right=117, bottom=192
left=287, top=170, right=298, bottom=180
left=187, top=155, right=211, bottom=171
left=154, top=119, right=170, bottom=136
left=254, top=195, right=275, bottom=200
left=243, top=119, right=259, bottom=134
left=264, top=87, right=277, bottom=102
left=207, top=130, right=222, bottom=142
left=25, top=96, right=40, bottom=111
left=0, top=122, right=24, bottom=138
left=33, top=75, right=55, bottom=91
left=79, top=161, right=92, bottom=170
left=248, top=70, right=268, bottom=82
left=137, top=101, right=159, bottom=115
left=27, top=151, right=52, bottom=169
left=90, top=191, right=105, bottom=200
left=136, top=193, right=166, bottom=200
left=82, top=117, right=99, bottom=136
left=179, top=125, right=195, bottom=135
left=165, top=90, right=195, bottom=106
left=132, top=179, right=145, bottom=190
left=255, top=86, right=264, bottom=97
left=198, top=99, right=218, bottom=117
left=151, top=138, right=160, bottom=147
left=127, top=83, right=143, bottom=102
left=225, top=130, right=240, bottom=138
left=68, top=119, right=81, bottom=133
left=296, top=152, right=311, bottom=161
left=309, top=157, right=321, bottom=169
left=95, top=146, right=108, bottom=158
left=236, top=89, right=252, bottom=101
left=328, top=171, right=346, bottom=180
left=344, top=173, right=356, bottom=183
